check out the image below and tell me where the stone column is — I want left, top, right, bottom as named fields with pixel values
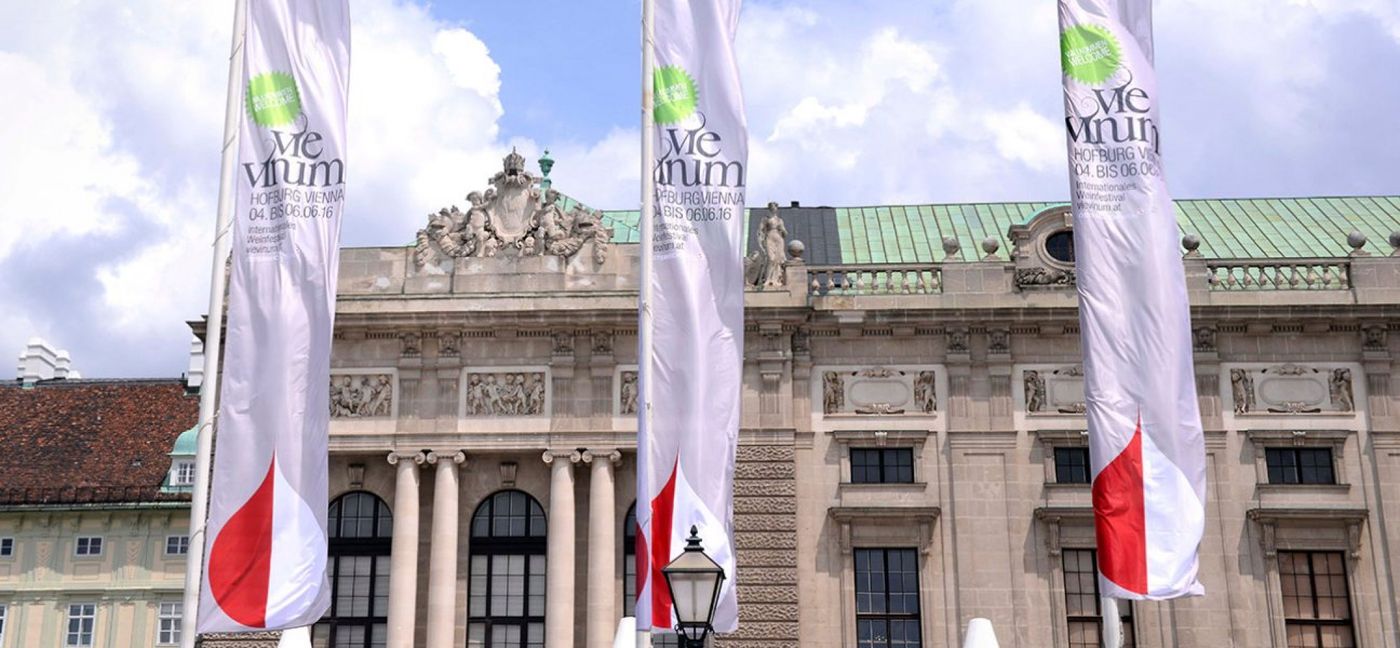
left=583, top=449, right=622, bottom=648
left=385, top=452, right=425, bottom=648
left=425, top=450, right=466, bottom=648
left=543, top=450, right=580, bottom=648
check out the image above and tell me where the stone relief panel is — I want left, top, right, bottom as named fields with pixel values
left=329, top=370, right=398, bottom=419
left=1222, top=363, right=1360, bottom=416
left=1016, top=365, right=1086, bottom=415
left=814, top=366, right=942, bottom=418
left=459, top=367, right=550, bottom=418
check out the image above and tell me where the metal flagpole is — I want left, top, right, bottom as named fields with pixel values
left=181, top=0, right=246, bottom=645
left=1101, top=597, right=1122, bottom=648
left=637, top=1, right=655, bottom=647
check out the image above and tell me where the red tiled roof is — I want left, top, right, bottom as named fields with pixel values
left=0, top=379, right=198, bottom=505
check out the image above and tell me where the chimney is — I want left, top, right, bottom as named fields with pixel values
left=17, top=337, right=75, bottom=385
left=186, top=337, right=205, bottom=391
left=790, top=201, right=800, bottom=208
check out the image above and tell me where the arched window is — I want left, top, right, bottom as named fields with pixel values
left=315, top=491, right=392, bottom=648
left=468, top=490, right=547, bottom=648
left=623, top=502, right=676, bottom=647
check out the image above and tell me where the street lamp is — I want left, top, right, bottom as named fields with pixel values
left=662, top=525, right=726, bottom=648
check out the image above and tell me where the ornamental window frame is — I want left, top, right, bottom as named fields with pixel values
left=1245, top=429, right=1351, bottom=490
left=829, top=507, right=939, bottom=648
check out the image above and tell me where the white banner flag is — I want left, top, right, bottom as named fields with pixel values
left=1059, top=0, right=1206, bottom=599
left=637, top=0, right=747, bottom=634
left=199, top=0, right=350, bottom=632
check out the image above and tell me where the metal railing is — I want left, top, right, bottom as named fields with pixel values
left=1205, top=259, right=1351, bottom=291
left=807, top=264, right=942, bottom=295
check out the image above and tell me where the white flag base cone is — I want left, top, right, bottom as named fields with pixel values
left=963, top=617, right=1001, bottom=648
left=614, top=617, right=637, bottom=648
left=277, top=626, right=311, bottom=648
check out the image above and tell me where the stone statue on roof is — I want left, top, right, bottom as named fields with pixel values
left=746, top=201, right=789, bottom=288
left=412, top=151, right=612, bottom=270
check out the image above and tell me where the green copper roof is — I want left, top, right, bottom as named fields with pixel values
left=170, top=425, right=198, bottom=457
left=588, top=196, right=1399, bottom=261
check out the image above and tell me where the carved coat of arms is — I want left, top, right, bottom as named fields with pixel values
left=413, top=149, right=612, bottom=269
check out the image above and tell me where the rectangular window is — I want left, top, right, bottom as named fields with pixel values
left=1053, top=447, right=1092, bottom=484
left=74, top=537, right=102, bottom=557
left=66, top=603, right=96, bottom=647
left=1279, top=551, right=1355, bottom=647
left=854, top=548, right=921, bottom=648
left=157, top=602, right=181, bottom=645
left=1266, top=448, right=1336, bottom=485
left=0, top=537, right=13, bottom=557
left=850, top=448, right=915, bottom=484
left=165, top=535, right=189, bottom=556
left=173, top=462, right=196, bottom=486
left=0, top=603, right=7, bottom=646
left=1063, top=549, right=1134, bottom=648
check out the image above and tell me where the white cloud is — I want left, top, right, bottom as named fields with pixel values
left=0, top=0, right=524, bottom=376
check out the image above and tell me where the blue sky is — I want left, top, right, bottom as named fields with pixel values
left=0, top=0, right=1397, bottom=377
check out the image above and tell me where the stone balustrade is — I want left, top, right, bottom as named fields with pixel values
left=807, top=263, right=942, bottom=296
left=1206, top=258, right=1352, bottom=291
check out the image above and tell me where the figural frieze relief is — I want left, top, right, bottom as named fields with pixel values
left=818, top=366, right=939, bottom=417
left=463, top=369, right=548, bottom=417
left=1225, top=364, right=1358, bottom=415
left=413, top=150, right=612, bottom=270
left=330, top=373, right=395, bottom=418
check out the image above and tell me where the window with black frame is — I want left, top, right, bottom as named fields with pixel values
left=854, top=548, right=921, bottom=648
left=623, top=502, right=678, bottom=648
left=314, top=491, right=392, bottom=648
left=468, top=490, right=547, bottom=648
left=1279, top=551, right=1355, bottom=647
left=850, top=448, right=915, bottom=484
left=1265, top=448, right=1336, bottom=485
left=1063, top=549, right=1134, bottom=648
left=1054, top=447, right=1091, bottom=484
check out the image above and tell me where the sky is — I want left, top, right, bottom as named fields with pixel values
left=0, top=0, right=1397, bottom=378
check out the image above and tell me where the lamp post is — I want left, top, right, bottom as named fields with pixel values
left=662, top=526, right=726, bottom=648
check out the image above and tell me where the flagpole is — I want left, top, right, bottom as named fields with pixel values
left=181, top=0, right=246, bottom=645
left=1101, top=597, right=1122, bottom=648
left=637, top=0, right=655, bottom=647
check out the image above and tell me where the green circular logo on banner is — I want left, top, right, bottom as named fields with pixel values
left=246, top=71, right=302, bottom=127
left=653, top=65, right=698, bottom=124
left=1061, top=24, right=1122, bottom=85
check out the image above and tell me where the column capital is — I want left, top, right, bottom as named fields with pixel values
left=580, top=449, right=622, bottom=465
left=386, top=451, right=427, bottom=466
left=542, top=448, right=583, bottom=464
left=425, top=450, right=466, bottom=465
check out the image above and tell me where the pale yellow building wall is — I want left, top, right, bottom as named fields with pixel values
left=0, top=506, right=189, bottom=648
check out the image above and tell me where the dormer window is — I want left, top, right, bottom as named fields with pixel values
left=172, top=461, right=196, bottom=487
left=162, top=426, right=198, bottom=494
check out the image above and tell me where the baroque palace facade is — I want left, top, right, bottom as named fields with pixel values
left=3, top=152, right=1398, bottom=648
left=237, top=154, right=1397, bottom=648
